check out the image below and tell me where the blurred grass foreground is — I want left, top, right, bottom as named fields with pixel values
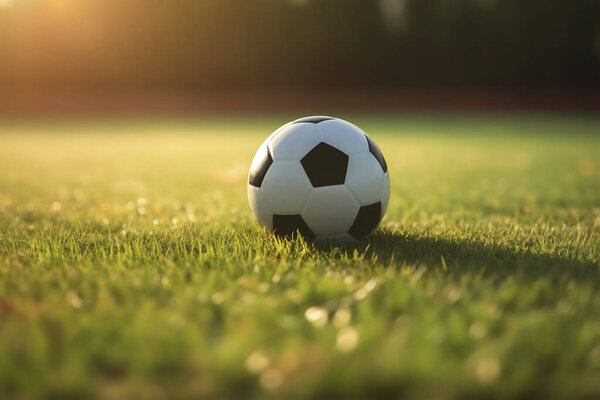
left=0, top=115, right=599, bottom=399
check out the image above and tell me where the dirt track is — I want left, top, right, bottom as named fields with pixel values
left=1, top=89, right=599, bottom=116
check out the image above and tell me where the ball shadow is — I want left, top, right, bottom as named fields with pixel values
left=315, top=229, right=599, bottom=282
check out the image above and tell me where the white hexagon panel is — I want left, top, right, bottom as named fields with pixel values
left=268, top=122, right=320, bottom=161
left=261, top=161, right=313, bottom=214
left=301, top=186, right=359, bottom=236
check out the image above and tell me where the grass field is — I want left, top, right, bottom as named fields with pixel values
left=1, top=114, right=599, bottom=399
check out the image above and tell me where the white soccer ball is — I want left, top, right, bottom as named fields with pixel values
left=247, top=116, right=390, bottom=241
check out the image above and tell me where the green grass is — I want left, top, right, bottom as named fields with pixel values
left=0, top=114, right=599, bottom=399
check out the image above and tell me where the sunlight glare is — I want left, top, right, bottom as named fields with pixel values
left=0, top=0, right=14, bottom=8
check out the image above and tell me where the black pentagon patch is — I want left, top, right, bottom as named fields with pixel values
left=365, top=134, right=388, bottom=173
left=292, top=116, right=334, bottom=124
left=273, top=215, right=315, bottom=239
left=300, top=142, right=349, bottom=187
left=248, top=146, right=273, bottom=187
left=348, top=202, right=382, bottom=240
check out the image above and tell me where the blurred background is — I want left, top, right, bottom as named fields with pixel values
left=0, top=0, right=599, bottom=114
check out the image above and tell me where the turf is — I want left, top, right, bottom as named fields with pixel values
left=0, top=114, right=599, bottom=399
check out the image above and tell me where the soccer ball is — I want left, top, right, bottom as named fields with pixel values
left=247, top=116, right=390, bottom=241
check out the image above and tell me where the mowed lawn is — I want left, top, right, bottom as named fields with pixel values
left=0, top=114, right=599, bottom=399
